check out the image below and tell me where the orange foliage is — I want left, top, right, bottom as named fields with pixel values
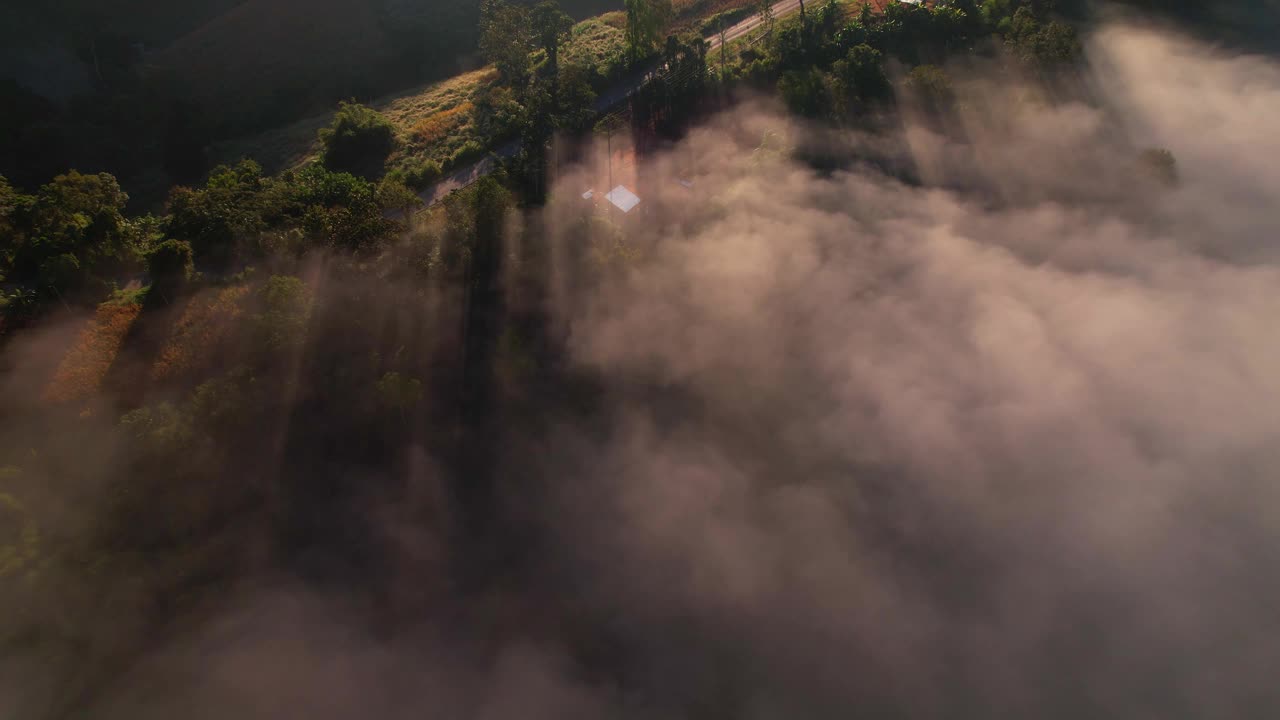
left=411, top=102, right=474, bottom=145
left=151, top=285, right=250, bottom=382
left=43, top=303, right=142, bottom=404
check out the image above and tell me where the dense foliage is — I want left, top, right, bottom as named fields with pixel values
left=724, top=0, right=1082, bottom=122
left=318, top=102, right=400, bottom=180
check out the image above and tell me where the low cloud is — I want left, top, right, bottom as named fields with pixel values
left=531, top=20, right=1280, bottom=718
left=7, top=18, right=1280, bottom=720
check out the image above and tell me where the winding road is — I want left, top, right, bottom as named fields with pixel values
left=418, top=0, right=810, bottom=207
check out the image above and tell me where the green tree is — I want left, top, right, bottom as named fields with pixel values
left=625, top=0, right=673, bottom=61
left=1003, top=6, right=1079, bottom=67
left=555, top=64, right=601, bottom=132
left=480, top=0, right=535, bottom=84
left=6, top=171, right=139, bottom=299
left=251, top=275, right=313, bottom=356
left=904, top=64, right=954, bottom=111
left=832, top=44, right=891, bottom=110
left=283, top=164, right=396, bottom=252
left=817, top=0, right=842, bottom=36
left=0, top=177, right=33, bottom=279
left=166, top=160, right=268, bottom=263
left=531, top=0, right=575, bottom=75
left=318, top=101, right=398, bottom=180
left=779, top=68, right=830, bottom=117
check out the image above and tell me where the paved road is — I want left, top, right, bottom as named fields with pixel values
left=418, top=0, right=808, bottom=207
left=709, top=0, right=805, bottom=50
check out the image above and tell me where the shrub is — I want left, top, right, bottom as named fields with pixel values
left=318, top=102, right=398, bottom=180
left=377, top=178, right=423, bottom=219
left=449, top=141, right=488, bottom=169
left=387, top=158, right=444, bottom=191
left=473, top=85, right=527, bottom=140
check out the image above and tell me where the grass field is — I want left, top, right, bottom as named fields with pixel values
left=211, top=14, right=630, bottom=178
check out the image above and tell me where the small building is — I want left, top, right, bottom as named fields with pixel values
left=603, top=185, right=642, bottom=214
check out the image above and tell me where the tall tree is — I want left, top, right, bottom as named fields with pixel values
left=624, top=0, right=674, bottom=61
left=480, top=0, right=535, bottom=83
left=531, top=0, right=575, bottom=76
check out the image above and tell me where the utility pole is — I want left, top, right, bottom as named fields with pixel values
left=759, top=0, right=775, bottom=39
left=798, top=0, right=808, bottom=52
left=719, top=16, right=727, bottom=79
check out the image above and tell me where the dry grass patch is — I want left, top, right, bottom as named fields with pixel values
left=151, top=285, right=251, bottom=382
left=410, top=102, right=476, bottom=145
left=43, top=303, right=142, bottom=404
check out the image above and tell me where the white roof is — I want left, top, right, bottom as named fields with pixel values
left=604, top=185, right=641, bottom=213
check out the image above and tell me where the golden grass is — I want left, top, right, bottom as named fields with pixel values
left=599, top=10, right=627, bottom=28
left=43, top=303, right=142, bottom=404
left=210, top=68, right=498, bottom=174
left=410, top=102, right=475, bottom=145
left=151, top=285, right=251, bottom=382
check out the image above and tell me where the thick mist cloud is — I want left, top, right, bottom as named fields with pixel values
left=10, top=20, right=1280, bottom=720
left=530, top=21, right=1280, bottom=718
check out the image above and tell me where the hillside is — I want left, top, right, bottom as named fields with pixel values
left=7, top=1, right=1280, bottom=717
